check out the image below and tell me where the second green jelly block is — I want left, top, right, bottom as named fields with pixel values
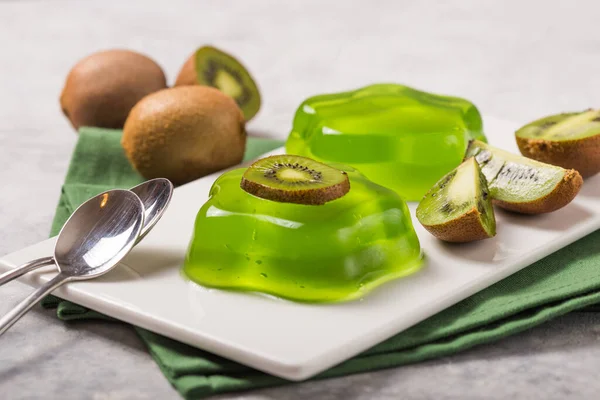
left=285, top=84, right=486, bottom=201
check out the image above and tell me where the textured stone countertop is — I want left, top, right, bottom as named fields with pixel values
left=1, top=1, right=600, bottom=399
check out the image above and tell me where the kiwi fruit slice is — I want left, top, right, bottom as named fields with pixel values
left=174, top=46, right=261, bottom=121
left=465, top=140, right=582, bottom=214
left=240, top=155, right=350, bottom=205
left=417, top=158, right=495, bottom=243
left=515, top=109, right=600, bottom=177
left=122, top=86, right=246, bottom=185
left=60, top=49, right=167, bottom=130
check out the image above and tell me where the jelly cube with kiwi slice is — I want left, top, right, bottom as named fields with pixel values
left=183, top=155, right=423, bottom=303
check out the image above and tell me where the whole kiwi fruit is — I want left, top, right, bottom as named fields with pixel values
left=122, top=86, right=246, bottom=185
left=60, top=49, right=167, bottom=130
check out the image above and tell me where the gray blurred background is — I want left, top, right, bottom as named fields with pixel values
left=1, top=1, right=599, bottom=399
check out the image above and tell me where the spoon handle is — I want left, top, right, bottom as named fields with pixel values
left=0, top=256, right=56, bottom=287
left=0, top=272, right=71, bottom=335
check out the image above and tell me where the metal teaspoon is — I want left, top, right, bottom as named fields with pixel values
left=0, top=189, right=144, bottom=335
left=0, top=178, right=173, bottom=286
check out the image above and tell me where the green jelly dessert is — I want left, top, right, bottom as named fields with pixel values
left=285, top=83, right=486, bottom=201
left=183, top=155, right=423, bottom=303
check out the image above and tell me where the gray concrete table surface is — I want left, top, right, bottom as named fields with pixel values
left=1, top=0, right=600, bottom=399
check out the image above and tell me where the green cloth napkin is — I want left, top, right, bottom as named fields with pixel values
left=43, top=127, right=600, bottom=399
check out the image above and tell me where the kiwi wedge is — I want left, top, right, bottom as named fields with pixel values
left=466, top=140, right=582, bottom=214
left=417, top=158, right=495, bottom=243
left=174, top=46, right=261, bottom=121
left=240, top=155, right=350, bottom=205
left=516, top=109, right=600, bottom=177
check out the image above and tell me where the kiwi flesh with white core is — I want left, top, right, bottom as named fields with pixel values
left=174, top=46, right=261, bottom=121
left=122, top=86, right=246, bottom=185
left=417, top=157, right=495, bottom=243
left=515, top=109, right=600, bottom=178
left=60, top=49, right=167, bottom=130
left=240, top=155, right=350, bottom=205
left=465, top=140, right=582, bottom=214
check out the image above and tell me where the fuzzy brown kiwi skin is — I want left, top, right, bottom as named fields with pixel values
left=516, top=135, right=600, bottom=178
left=174, top=53, right=197, bottom=86
left=421, top=207, right=492, bottom=243
left=493, top=169, right=583, bottom=214
left=60, top=49, right=167, bottom=130
left=240, top=174, right=350, bottom=206
left=122, top=86, right=246, bottom=186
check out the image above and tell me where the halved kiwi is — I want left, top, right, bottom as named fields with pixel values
left=240, top=155, right=350, bottom=205
left=466, top=140, right=582, bottom=214
left=174, top=46, right=261, bottom=121
left=516, top=109, right=600, bottom=177
left=417, top=157, right=495, bottom=243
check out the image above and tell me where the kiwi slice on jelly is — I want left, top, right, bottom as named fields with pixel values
left=466, top=140, right=582, bottom=214
left=191, top=46, right=261, bottom=121
left=516, top=109, right=600, bottom=177
left=417, top=157, right=495, bottom=243
left=240, top=155, right=350, bottom=205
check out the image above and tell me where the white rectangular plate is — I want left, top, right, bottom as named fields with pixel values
left=2, top=116, right=599, bottom=381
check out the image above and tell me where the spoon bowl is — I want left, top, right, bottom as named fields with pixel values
left=54, top=190, right=145, bottom=280
left=131, top=178, right=173, bottom=242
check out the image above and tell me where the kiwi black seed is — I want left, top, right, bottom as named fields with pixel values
left=174, top=46, right=261, bottom=121
left=465, top=140, right=582, bottom=214
left=240, top=155, right=350, bottom=205
left=417, top=157, right=496, bottom=243
left=440, top=203, right=454, bottom=214
left=515, top=109, right=600, bottom=177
